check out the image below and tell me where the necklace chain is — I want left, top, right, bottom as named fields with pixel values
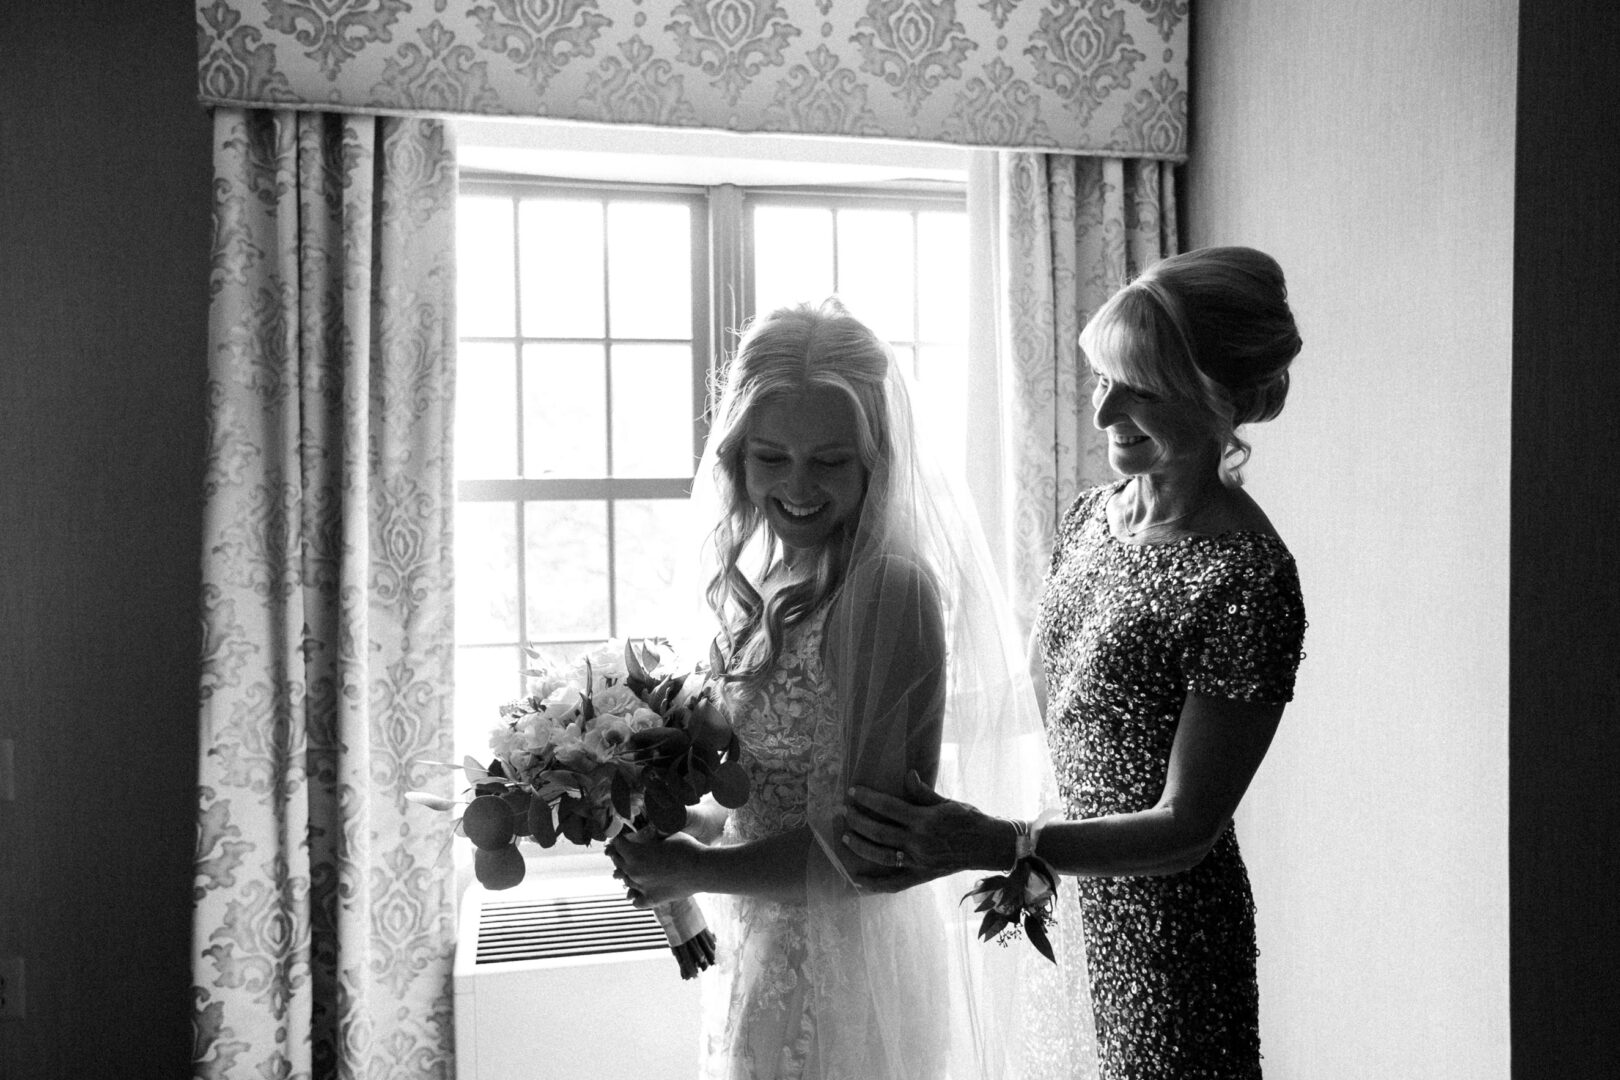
left=1120, top=482, right=1206, bottom=537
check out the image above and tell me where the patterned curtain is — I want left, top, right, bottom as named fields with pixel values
left=996, top=151, right=1178, bottom=630
left=192, top=109, right=458, bottom=1080
left=194, top=0, right=1189, bottom=159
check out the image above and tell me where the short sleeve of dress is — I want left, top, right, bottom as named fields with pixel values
left=1179, top=544, right=1307, bottom=704
left=1049, top=483, right=1116, bottom=572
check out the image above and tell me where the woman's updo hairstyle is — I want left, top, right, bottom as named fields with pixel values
left=1080, top=245, right=1302, bottom=482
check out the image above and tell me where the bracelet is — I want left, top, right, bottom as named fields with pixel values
left=1003, top=818, right=1029, bottom=871
left=1002, top=809, right=1058, bottom=870
left=1011, top=809, right=1058, bottom=867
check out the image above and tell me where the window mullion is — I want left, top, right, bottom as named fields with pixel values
left=709, top=183, right=747, bottom=390
left=601, top=197, right=617, bottom=639
left=510, top=194, right=529, bottom=654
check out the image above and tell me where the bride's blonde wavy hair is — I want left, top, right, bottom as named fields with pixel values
left=703, top=298, right=894, bottom=688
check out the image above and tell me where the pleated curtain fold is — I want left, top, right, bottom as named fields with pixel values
left=192, top=108, right=458, bottom=1080
left=981, top=152, right=1179, bottom=631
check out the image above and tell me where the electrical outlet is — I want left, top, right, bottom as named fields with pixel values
left=0, top=957, right=23, bottom=1020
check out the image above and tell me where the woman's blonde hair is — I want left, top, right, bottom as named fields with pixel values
left=704, top=298, right=894, bottom=687
left=1079, top=245, right=1302, bottom=483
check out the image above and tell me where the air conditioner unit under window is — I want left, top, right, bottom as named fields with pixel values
left=454, top=857, right=703, bottom=1080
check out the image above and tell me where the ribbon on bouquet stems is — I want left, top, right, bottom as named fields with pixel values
left=653, top=896, right=716, bottom=979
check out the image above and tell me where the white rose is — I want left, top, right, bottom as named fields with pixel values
left=591, top=683, right=641, bottom=718
left=582, top=717, right=634, bottom=763
left=539, top=689, right=584, bottom=725
left=627, top=707, right=662, bottom=732
left=569, top=640, right=627, bottom=689
left=550, top=724, right=592, bottom=770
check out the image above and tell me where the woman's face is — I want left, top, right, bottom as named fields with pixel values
left=1089, top=364, right=1221, bottom=481
left=743, top=386, right=869, bottom=561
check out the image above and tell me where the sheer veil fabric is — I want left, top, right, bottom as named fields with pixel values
left=681, top=346, right=1100, bottom=1079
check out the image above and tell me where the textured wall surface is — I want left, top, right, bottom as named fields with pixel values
left=1185, top=1, right=1516, bottom=1076
left=0, top=3, right=213, bottom=1077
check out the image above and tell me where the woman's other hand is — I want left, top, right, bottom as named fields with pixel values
left=607, top=830, right=707, bottom=908
left=841, top=770, right=1013, bottom=893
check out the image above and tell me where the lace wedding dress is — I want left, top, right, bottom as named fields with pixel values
left=698, top=602, right=935, bottom=1079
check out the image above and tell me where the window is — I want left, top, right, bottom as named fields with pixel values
left=453, top=176, right=968, bottom=767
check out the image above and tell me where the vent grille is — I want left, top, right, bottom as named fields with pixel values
left=475, top=893, right=668, bottom=965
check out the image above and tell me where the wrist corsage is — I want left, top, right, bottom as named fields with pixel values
left=962, top=810, right=1060, bottom=963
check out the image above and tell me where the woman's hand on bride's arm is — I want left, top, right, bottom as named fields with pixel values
left=607, top=831, right=707, bottom=909
left=841, top=770, right=1018, bottom=893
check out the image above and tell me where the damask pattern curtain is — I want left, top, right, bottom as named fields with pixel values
left=192, top=109, right=457, bottom=1080
left=195, top=0, right=1189, bottom=159
left=993, top=151, right=1178, bottom=628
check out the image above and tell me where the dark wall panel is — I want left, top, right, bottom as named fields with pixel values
left=0, top=3, right=213, bottom=1077
left=1511, top=2, right=1620, bottom=1078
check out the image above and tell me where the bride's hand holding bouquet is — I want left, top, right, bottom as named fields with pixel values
left=408, top=637, right=751, bottom=979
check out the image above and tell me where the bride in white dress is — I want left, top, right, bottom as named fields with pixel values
left=610, top=299, right=1098, bottom=1080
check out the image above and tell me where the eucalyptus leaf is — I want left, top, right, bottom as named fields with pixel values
left=528, top=798, right=558, bottom=848
left=610, top=770, right=637, bottom=820
left=1025, top=913, right=1057, bottom=964
left=463, top=794, right=516, bottom=851
left=709, top=759, right=751, bottom=809
left=474, top=844, right=525, bottom=890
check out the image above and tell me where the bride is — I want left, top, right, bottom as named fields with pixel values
left=609, top=299, right=1098, bottom=1079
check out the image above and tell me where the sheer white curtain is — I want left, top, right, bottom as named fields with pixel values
left=192, top=108, right=458, bottom=1079
left=965, top=151, right=1180, bottom=630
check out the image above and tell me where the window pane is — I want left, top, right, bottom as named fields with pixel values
left=516, top=640, right=598, bottom=679
left=611, top=343, right=696, bottom=478
left=456, top=502, right=519, bottom=644
left=915, top=344, right=967, bottom=476
left=613, top=499, right=690, bottom=639
left=523, top=343, right=608, bottom=478
left=455, top=342, right=518, bottom=478
left=458, top=196, right=514, bottom=337
left=520, top=198, right=605, bottom=338
left=835, top=209, right=915, bottom=342
left=456, top=644, right=523, bottom=764
left=608, top=202, right=691, bottom=340
left=917, top=211, right=967, bottom=343
left=890, top=344, right=917, bottom=382
left=525, top=501, right=609, bottom=639
left=754, top=205, right=834, bottom=313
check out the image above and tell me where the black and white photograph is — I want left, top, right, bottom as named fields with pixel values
left=1, top=2, right=1613, bottom=1078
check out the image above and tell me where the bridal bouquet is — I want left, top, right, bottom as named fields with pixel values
left=411, top=637, right=749, bottom=978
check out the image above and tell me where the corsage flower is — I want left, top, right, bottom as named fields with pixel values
left=963, top=855, right=1060, bottom=963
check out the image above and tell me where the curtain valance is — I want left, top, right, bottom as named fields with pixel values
left=196, top=0, right=1188, bottom=159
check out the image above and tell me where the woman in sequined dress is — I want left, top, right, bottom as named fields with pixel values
left=843, top=247, right=1308, bottom=1079
left=609, top=300, right=1087, bottom=1079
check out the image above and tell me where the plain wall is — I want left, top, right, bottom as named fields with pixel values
left=1186, top=1, right=1516, bottom=1077
left=0, top=2, right=212, bottom=1077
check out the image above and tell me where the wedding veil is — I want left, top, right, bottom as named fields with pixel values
left=683, top=302, right=1099, bottom=1079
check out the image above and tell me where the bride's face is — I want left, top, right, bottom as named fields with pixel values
left=742, top=386, right=868, bottom=560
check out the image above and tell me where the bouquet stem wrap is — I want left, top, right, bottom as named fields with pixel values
left=653, top=897, right=708, bottom=946
left=653, top=896, right=717, bottom=979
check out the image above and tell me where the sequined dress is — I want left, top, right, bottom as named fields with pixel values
left=699, top=604, right=841, bottom=1080
left=1036, top=481, right=1306, bottom=1080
